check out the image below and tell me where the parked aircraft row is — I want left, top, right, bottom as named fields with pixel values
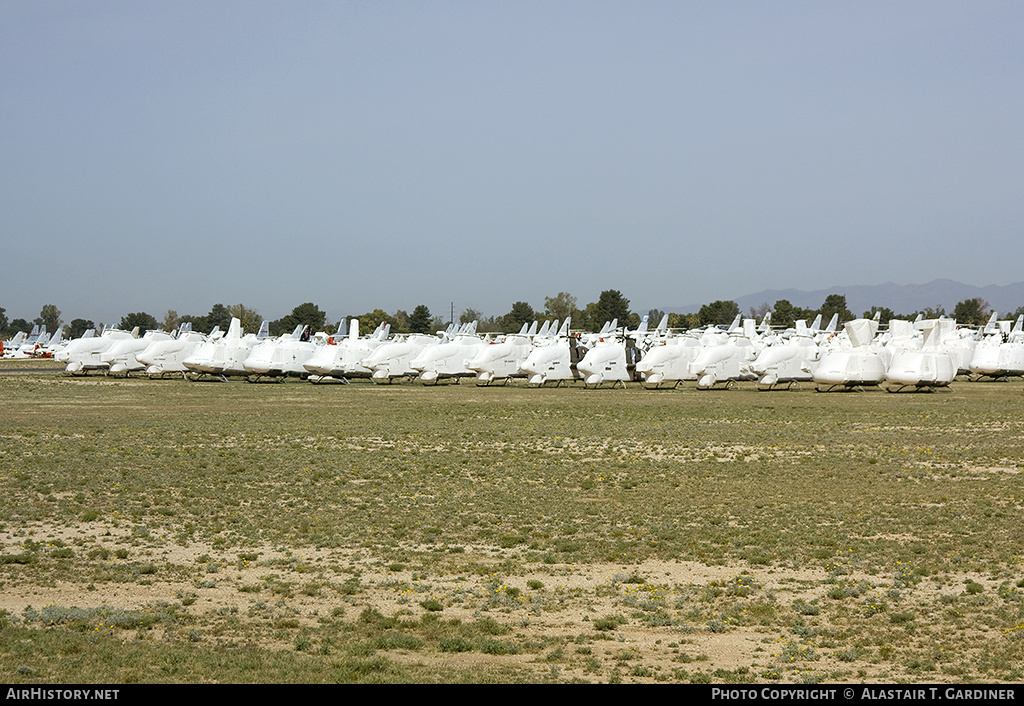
left=31, top=310, right=1024, bottom=391
left=0, top=325, right=65, bottom=359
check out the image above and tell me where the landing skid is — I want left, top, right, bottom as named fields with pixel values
left=583, top=380, right=627, bottom=389
left=814, top=384, right=878, bottom=392
left=148, top=371, right=189, bottom=381
left=696, top=380, right=737, bottom=391
left=476, top=377, right=513, bottom=387
left=756, top=380, right=802, bottom=391
left=187, top=372, right=229, bottom=383
left=310, top=375, right=349, bottom=384
left=885, top=384, right=949, bottom=393
left=642, top=380, right=683, bottom=390
left=245, top=374, right=286, bottom=383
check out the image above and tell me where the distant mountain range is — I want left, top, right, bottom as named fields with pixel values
left=673, top=280, right=1024, bottom=318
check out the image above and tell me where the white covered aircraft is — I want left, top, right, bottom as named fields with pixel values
left=303, top=319, right=391, bottom=382
left=182, top=318, right=264, bottom=381
left=101, top=328, right=174, bottom=376
left=575, top=315, right=661, bottom=388
left=58, top=326, right=139, bottom=374
left=884, top=318, right=956, bottom=392
left=689, top=319, right=761, bottom=390
left=409, top=321, right=488, bottom=384
left=136, top=323, right=218, bottom=378
left=519, top=319, right=583, bottom=386
left=242, top=324, right=322, bottom=381
left=812, top=318, right=886, bottom=391
left=361, top=326, right=452, bottom=383
left=968, top=315, right=1024, bottom=380
left=466, top=321, right=538, bottom=385
left=749, top=320, right=821, bottom=390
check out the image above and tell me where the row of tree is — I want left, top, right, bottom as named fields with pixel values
left=2, top=294, right=1021, bottom=341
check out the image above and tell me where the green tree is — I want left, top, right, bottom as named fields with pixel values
left=667, top=312, right=698, bottom=329
left=0, top=307, right=8, bottom=337
left=770, top=300, right=797, bottom=328
left=817, top=294, right=854, bottom=325
left=697, top=300, right=740, bottom=327
left=351, top=309, right=392, bottom=332
left=119, top=312, right=159, bottom=333
left=271, top=302, right=327, bottom=337
left=543, top=292, right=580, bottom=324
left=583, top=290, right=632, bottom=331
left=459, top=308, right=483, bottom=325
left=39, top=304, right=61, bottom=334
left=9, top=318, right=30, bottom=335
left=162, top=310, right=181, bottom=332
left=390, top=310, right=411, bottom=334
left=863, top=306, right=896, bottom=324
left=501, top=301, right=536, bottom=332
left=206, top=304, right=232, bottom=331
left=228, top=303, right=262, bottom=334
left=67, top=318, right=95, bottom=339
left=408, top=305, right=433, bottom=334
left=952, top=298, right=990, bottom=326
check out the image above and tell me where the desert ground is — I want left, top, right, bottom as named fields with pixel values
left=2, top=361, right=1023, bottom=683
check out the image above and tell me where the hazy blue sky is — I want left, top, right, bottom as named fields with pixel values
left=3, top=1, right=1022, bottom=328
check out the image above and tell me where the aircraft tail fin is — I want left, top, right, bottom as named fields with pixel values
left=824, top=314, right=838, bottom=333
left=558, top=317, right=571, bottom=337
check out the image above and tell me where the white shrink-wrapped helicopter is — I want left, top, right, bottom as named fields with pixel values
left=689, top=319, right=761, bottom=390
left=466, top=321, right=538, bottom=386
left=242, top=323, right=326, bottom=382
left=137, top=323, right=219, bottom=379
left=409, top=321, right=488, bottom=384
left=750, top=319, right=821, bottom=390
left=968, top=314, right=1024, bottom=380
left=100, top=328, right=174, bottom=376
left=884, top=318, right=957, bottom=392
left=182, top=318, right=266, bottom=381
left=59, top=326, right=138, bottom=375
left=812, top=318, right=886, bottom=391
left=519, top=318, right=585, bottom=386
left=303, top=319, right=391, bottom=383
left=361, top=325, right=453, bottom=383
left=576, top=315, right=666, bottom=388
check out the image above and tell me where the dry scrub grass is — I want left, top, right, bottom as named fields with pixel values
left=2, top=368, right=1024, bottom=683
